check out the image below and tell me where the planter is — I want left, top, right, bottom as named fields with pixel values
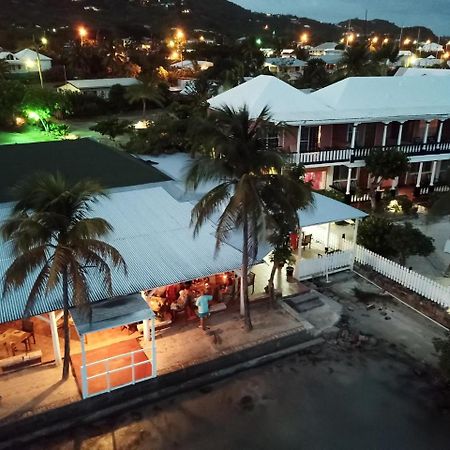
left=286, top=266, right=295, bottom=277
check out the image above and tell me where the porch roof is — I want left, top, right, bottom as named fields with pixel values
left=0, top=186, right=243, bottom=324
left=300, top=192, right=367, bottom=226
left=70, top=293, right=154, bottom=336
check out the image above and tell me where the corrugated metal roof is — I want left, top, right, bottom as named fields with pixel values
left=0, top=186, right=243, bottom=323
left=66, top=78, right=140, bottom=89
left=70, top=293, right=154, bottom=336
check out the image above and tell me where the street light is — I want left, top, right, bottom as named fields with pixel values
left=41, top=37, right=48, bottom=46
left=300, top=32, right=308, bottom=45
left=372, top=36, right=379, bottom=44
left=78, top=26, right=88, bottom=46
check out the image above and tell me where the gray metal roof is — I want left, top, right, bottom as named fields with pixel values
left=0, top=186, right=243, bottom=323
left=70, top=293, right=154, bottom=336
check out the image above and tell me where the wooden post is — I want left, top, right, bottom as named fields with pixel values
left=397, top=122, right=404, bottom=146
left=423, top=121, right=430, bottom=144
left=351, top=218, right=360, bottom=270
left=143, top=319, right=150, bottom=342
left=80, top=335, right=88, bottom=399
left=151, top=315, right=157, bottom=377
left=48, top=311, right=62, bottom=366
left=296, top=125, right=302, bottom=164
left=382, top=123, right=389, bottom=147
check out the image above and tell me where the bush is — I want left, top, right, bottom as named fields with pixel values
left=316, top=189, right=345, bottom=203
left=63, top=92, right=109, bottom=118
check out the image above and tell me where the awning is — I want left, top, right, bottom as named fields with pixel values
left=70, top=293, right=154, bottom=336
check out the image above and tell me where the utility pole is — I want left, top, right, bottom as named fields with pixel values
left=33, top=35, right=44, bottom=89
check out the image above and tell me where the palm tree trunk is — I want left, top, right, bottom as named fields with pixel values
left=268, top=261, right=277, bottom=307
left=142, top=98, right=146, bottom=118
left=242, top=214, right=253, bottom=331
left=61, top=268, right=71, bottom=380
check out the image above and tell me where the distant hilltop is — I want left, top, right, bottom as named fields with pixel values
left=0, top=0, right=441, bottom=46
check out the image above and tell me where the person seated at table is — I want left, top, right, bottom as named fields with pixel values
left=171, top=285, right=190, bottom=313
left=195, top=288, right=213, bottom=331
left=166, top=283, right=179, bottom=305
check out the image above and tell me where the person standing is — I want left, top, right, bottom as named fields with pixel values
left=195, top=289, right=213, bottom=330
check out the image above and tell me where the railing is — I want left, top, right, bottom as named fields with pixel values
left=353, top=243, right=450, bottom=308
left=420, top=184, right=450, bottom=195
left=296, top=250, right=354, bottom=281
left=81, top=347, right=155, bottom=398
left=295, top=141, right=450, bottom=166
left=298, top=149, right=352, bottom=165
left=299, top=227, right=450, bottom=308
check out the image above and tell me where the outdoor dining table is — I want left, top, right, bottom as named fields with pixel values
left=0, top=328, right=32, bottom=356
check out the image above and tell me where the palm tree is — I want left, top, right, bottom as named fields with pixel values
left=126, top=78, right=165, bottom=118
left=186, top=106, right=313, bottom=330
left=336, top=43, right=385, bottom=78
left=1, top=173, right=126, bottom=380
left=0, top=59, right=10, bottom=80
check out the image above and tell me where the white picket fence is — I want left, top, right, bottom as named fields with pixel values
left=352, top=244, right=450, bottom=309
left=296, top=250, right=354, bottom=281
left=296, top=226, right=450, bottom=309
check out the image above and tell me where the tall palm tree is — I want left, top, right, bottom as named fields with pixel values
left=126, top=78, right=165, bottom=118
left=0, top=59, right=11, bottom=80
left=186, top=106, right=313, bottom=330
left=1, top=173, right=126, bottom=380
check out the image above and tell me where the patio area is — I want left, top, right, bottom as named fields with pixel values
left=0, top=298, right=308, bottom=423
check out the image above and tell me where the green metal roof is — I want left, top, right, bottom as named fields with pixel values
left=0, top=138, right=170, bottom=202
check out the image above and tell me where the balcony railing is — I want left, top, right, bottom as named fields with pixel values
left=296, top=141, right=450, bottom=165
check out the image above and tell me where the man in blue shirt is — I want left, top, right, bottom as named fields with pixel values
left=195, top=289, right=213, bottom=330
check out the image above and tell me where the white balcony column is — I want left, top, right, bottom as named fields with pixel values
left=295, top=125, right=302, bottom=164
left=396, top=122, right=404, bottom=146
left=237, top=269, right=245, bottom=316
left=381, top=122, right=389, bottom=147
left=416, top=162, right=424, bottom=188
left=437, top=120, right=444, bottom=144
left=430, top=161, right=438, bottom=187
left=350, top=123, right=358, bottom=149
left=345, top=167, right=352, bottom=195
left=423, top=120, right=431, bottom=144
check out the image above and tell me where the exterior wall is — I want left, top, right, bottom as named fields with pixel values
left=281, top=126, right=298, bottom=153
left=319, top=125, right=333, bottom=148
left=331, top=124, right=349, bottom=148
left=305, top=168, right=328, bottom=190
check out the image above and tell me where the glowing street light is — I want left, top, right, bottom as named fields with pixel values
left=300, top=32, right=309, bottom=44
left=346, top=33, right=354, bottom=45
left=372, top=36, right=379, bottom=44
left=78, top=26, right=88, bottom=46
left=383, top=38, right=389, bottom=44
left=41, top=36, right=48, bottom=46
left=176, top=29, right=184, bottom=40
left=168, top=39, right=175, bottom=48
left=403, top=38, right=411, bottom=45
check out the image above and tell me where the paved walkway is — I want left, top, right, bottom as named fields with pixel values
left=0, top=302, right=307, bottom=424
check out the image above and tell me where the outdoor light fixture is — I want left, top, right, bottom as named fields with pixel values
left=404, top=38, right=411, bottom=45
left=176, top=29, right=184, bottom=40
left=15, top=117, right=25, bottom=126
left=383, top=38, right=389, bottom=44
left=24, top=59, right=35, bottom=68
left=78, top=26, right=88, bottom=38
left=41, top=37, right=48, bottom=45
left=26, top=110, right=40, bottom=121
left=372, top=36, right=379, bottom=44
left=300, top=32, right=308, bottom=44
left=256, top=38, right=262, bottom=46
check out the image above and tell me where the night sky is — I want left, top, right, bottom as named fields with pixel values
left=231, top=0, right=450, bottom=36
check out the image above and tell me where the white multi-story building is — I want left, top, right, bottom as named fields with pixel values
left=208, top=75, right=450, bottom=202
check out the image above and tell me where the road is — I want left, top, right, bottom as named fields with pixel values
left=28, top=342, right=450, bottom=450
left=26, top=272, right=450, bottom=450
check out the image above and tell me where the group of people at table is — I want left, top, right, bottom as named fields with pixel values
left=142, top=272, right=236, bottom=330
